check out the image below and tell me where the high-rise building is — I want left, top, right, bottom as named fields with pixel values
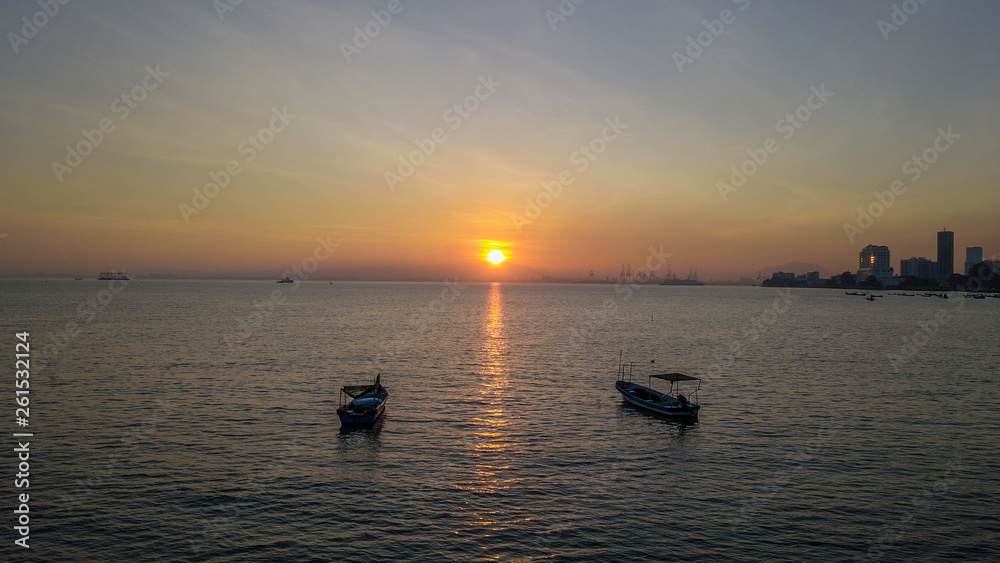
left=937, top=229, right=954, bottom=280
left=857, top=244, right=893, bottom=281
left=965, top=246, right=984, bottom=275
left=900, top=257, right=936, bottom=279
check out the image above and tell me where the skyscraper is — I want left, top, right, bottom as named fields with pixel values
left=965, top=246, right=983, bottom=275
left=901, top=257, right=935, bottom=279
left=857, top=244, right=893, bottom=282
left=937, top=229, right=954, bottom=280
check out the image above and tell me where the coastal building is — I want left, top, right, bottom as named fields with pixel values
left=965, top=246, right=983, bottom=275
left=900, top=257, right=936, bottom=279
left=937, top=229, right=954, bottom=280
left=857, top=244, right=893, bottom=283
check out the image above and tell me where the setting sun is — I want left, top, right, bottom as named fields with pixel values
left=486, top=250, right=507, bottom=265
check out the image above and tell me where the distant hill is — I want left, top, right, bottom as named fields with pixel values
left=758, top=262, right=834, bottom=279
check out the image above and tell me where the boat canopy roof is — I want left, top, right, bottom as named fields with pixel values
left=650, top=372, right=700, bottom=382
left=341, top=384, right=383, bottom=398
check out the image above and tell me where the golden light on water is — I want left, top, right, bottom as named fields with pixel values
left=474, top=282, right=511, bottom=493
left=455, top=283, right=525, bottom=549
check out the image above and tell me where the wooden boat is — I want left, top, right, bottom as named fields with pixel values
left=614, top=354, right=701, bottom=420
left=338, top=375, right=388, bottom=425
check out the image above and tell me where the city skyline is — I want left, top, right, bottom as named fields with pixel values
left=2, top=2, right=999, bottom=281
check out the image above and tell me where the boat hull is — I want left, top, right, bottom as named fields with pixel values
left=616, top=380, right=699, bottom=419
left=337, top=402, right=385, bottom=425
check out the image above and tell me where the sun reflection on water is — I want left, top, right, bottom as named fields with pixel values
left=455, top=283, right=526, bottom=553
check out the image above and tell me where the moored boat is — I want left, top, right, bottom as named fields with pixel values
left=614, top=354, right=701, bottom=420
left=338, top=374, right=388, bottom=425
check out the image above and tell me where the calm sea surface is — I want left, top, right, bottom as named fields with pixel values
left=1, top=281, right=997, bottom=561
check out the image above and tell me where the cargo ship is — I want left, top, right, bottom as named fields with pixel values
left=659, top=266, right=704, bottom=286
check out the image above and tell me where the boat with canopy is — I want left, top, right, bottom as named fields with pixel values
left=337, top=374, right=388, bottom=425
left=615, top=354, right=701, bottom=419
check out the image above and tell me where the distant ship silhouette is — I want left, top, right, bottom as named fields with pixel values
left=659, top=265, right=704, bottom=286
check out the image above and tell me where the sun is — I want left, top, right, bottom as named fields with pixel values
left=486, top=250, right=507, bottom=265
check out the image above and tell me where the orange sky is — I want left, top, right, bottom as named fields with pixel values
left=2, top=2, right=998, bottom=280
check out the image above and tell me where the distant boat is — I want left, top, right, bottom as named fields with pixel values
left=98, top=272, right=130, bottom=280
left=614, top=353, right=701, bottom=420
left=74, top=277, right=84, bottom=281
left=338, top=374, right=388, bottom=426
left=276, top=277, right=294, bottom=283
left=660, top=265, right=705, bottom=286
